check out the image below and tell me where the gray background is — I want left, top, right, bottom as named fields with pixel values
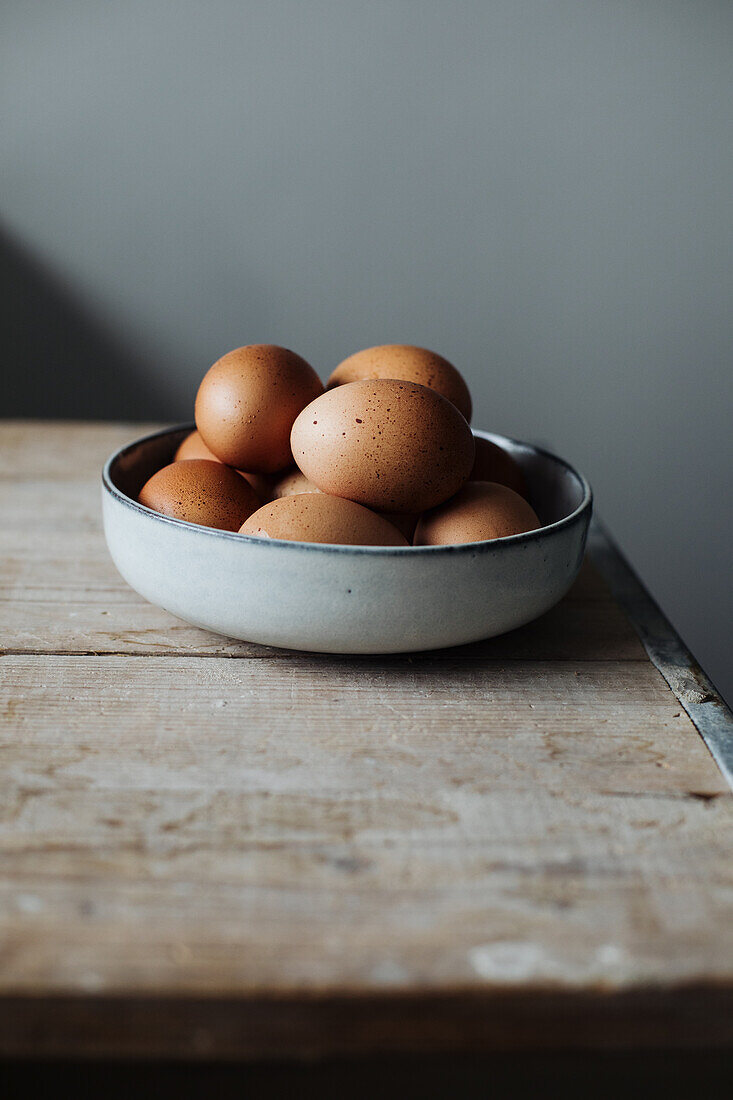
left=2, top=1, right=731, bottom=704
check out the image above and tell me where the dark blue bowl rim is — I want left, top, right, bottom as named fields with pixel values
left=102, top=423, right=592, bottom=556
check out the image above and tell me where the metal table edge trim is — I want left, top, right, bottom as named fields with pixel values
left=588, top=520, right=733, bottom=792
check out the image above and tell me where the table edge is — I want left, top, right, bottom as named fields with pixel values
left=1, top=982, right=733, bottom=1059
left=588, top=521, right=733, bottom=790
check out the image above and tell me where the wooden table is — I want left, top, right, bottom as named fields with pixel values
left=1, top=421, right=732, bottom=1061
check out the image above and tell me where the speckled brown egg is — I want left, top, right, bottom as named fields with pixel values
left=138, top=459, right=260, bottom=531
left=195, top=345, right=323, bottom=473
left=291, top=379, right=474, bottom=513
left=328, top=345, right=472, bottom=422
left=239, top=493, right=408, bottom=546
left=271, top=466, right=418, bottom=537
left=414, top=481, right=540, bottom=545
left=174, top=429, right=274, bottom=501
left=469, top=436, right=528, bottom=499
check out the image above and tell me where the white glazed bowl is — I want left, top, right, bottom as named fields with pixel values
left=102, top=425, right=592, bottom=654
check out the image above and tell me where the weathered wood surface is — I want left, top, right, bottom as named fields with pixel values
left=0, top=421, right=731, bottom=1058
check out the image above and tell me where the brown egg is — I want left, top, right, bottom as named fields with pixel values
left=174, top=429, right=274, bottom=501
left=272, top=467, right=321, bottom=498
left=195, top=345, right=324, bottom=473
left=271, top=466, right=418, bottom=538
left=241, top=472, right=275, bottom=503
left=291, top=379, right=474, bottom=513
left=414, top=481, right=540, bottom=546
left=174, top=429, right=220, bottom=464
left=378, top=511, right=419, bottom=540
left=239, top=493, right=409, bottom=546
left=470, top=436, right=528, bottom=499
left=138, top=459, right=260, bottom=531
left=328, top=345, right=472, bottom=422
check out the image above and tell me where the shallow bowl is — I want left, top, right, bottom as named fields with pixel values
left=102, top=425, right=592, bottom=653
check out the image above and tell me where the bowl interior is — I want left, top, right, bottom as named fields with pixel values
left=109, top=425, right=190, bottom=502
left=490, top=436, right=586, bottom=526
left=107, top=425, right=587, bottom=533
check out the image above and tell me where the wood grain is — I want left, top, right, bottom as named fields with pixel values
left=1, top=656, right=729, bottom=984
left=0, top=421, right=731, bottom=1058
left=0, top=420, right=163, bottom=479
left=0, top=588, right=643, bottom=659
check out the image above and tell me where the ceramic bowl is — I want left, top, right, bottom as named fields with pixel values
left=102, top=425, right=592, bottom=653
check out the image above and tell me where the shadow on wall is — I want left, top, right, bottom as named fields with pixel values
left=0, top=224, right=169, bottom=421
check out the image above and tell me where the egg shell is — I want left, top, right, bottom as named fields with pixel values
left=138, top=459, right=260, bottom=531
left=378, top=510, right=419, bottom=540
left=175, top=430, right=274, bottom=501
left=195, top=344, right=324, bottom=473
left=175, top=428, right=221, bottom=464
left=414, top=481, right=541, bottom=546
left=272, top=466, right=418, bottom=537
left=328, top=344, right=472, bottom=422
left=239, top=493, right=408, bottom=546
left=291, top=378, right=474, bottom=513
left=272, top=467, right=319, bottom=498
left=469, top=436, right=528, bottom=499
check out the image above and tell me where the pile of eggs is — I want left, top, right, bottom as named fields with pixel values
left=139, top=344, right=541, bottom=547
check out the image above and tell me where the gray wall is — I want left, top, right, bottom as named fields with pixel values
left=2, top=1, right=732, bottom=703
